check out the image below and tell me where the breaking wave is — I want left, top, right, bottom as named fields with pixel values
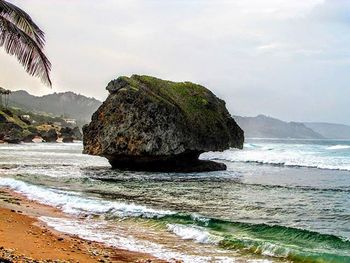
left=201, top=141, right=350, bottom=171
left=0, top=177, right=349, bottom=262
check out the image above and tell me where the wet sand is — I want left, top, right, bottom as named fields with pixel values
left=0, top=188, right=166, bottom=263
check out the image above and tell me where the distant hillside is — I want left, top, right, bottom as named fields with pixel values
left=0, top=106, right=82, bottom=143
left=304, top=122, right=350, bottom=139
left=7, top=90, right=349, bottom=140
left=9, top=90, right=102, bottom=123
left=235, top=115, right=324, bottom=139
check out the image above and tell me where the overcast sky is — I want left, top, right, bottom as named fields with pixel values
left=1, top=0, right=350, bottom=124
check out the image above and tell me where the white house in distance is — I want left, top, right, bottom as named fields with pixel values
left=63, top=118, right=77, bottom=125
left=21, top=115, right=31, bottom=120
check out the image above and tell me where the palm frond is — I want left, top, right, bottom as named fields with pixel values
left=0, top=15, right=52, bottom=86
left=0, top=0, right=45, bottom=47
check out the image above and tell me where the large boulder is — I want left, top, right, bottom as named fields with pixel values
left=72, top=127, right=83, bottom=140
left=60, top=127, right=74, bottom=143
left=22, top=133, right=36, bottom=143
left=0, top=121, right=24, bottom=144
left=83, top=75, right=244, bottom=172
left=41, top=128, right=58, bottom=143
left=3, top=128, right=23, bottom=144
left=0, top=111, right=37, bottom=143
left=59, top=127, right=83, bottom=142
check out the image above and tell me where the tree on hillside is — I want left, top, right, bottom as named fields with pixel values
left=0, top=0, right=51, bottom=86
left=0, top=86, right=11, bottom=107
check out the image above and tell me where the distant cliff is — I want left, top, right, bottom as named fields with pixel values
left=304, top=122, right=350, bottom=139
left=235, top=115, right=324, bottom=139
left=9, top=90, right=102, bottom=123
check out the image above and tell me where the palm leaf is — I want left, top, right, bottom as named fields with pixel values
left=0, top=0, right=44, bottom=47
left=0, top=15, right=52, bottom=86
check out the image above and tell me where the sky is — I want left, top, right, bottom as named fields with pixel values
left=1, top=0, right=350, bottom=125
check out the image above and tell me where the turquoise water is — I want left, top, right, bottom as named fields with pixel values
left=0, top=139, right=349, bottom=262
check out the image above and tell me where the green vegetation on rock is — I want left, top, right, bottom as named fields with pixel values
left=0, top=108, right=28, bottom=128
left=121, top=75, right=228, bottom=129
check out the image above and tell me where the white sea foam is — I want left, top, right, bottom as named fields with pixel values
left=167, top=224, right=221, bottom=244
left=244, top=143, right=258, bottom=149
left=0, top=177, right=174, bottom=218
left=0, top=142, right=109, bottom=169
left=166, top=224, right=284, bottom=261
left=191, top=213, right=210, bottom=224
left=41, top=217, right=270, bottom=263
left=326, top=145, right=350, bottom=150
left=40, top=216, right=235, bottom=263
left=259, top=242, right=290, bottom=258
left=201, top=142, right=350, bottom=171
left=0, top=165, right=86, bottom=178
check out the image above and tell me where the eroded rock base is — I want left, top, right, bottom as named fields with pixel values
left=108, top=153, right=226, bottom=173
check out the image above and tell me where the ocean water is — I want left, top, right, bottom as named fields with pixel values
left=0, top=139, right=349, bottom=263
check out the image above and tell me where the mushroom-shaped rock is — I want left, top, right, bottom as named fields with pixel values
left=83, top=75, right=244, bottom=172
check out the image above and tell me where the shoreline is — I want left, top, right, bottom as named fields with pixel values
left=0, top=188, right=165, bottom=263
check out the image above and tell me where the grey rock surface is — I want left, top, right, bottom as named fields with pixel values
left=83, top=75, right=244, bottom=172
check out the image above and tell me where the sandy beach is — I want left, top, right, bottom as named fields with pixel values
left=0, top=188, right=164, bottom=263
